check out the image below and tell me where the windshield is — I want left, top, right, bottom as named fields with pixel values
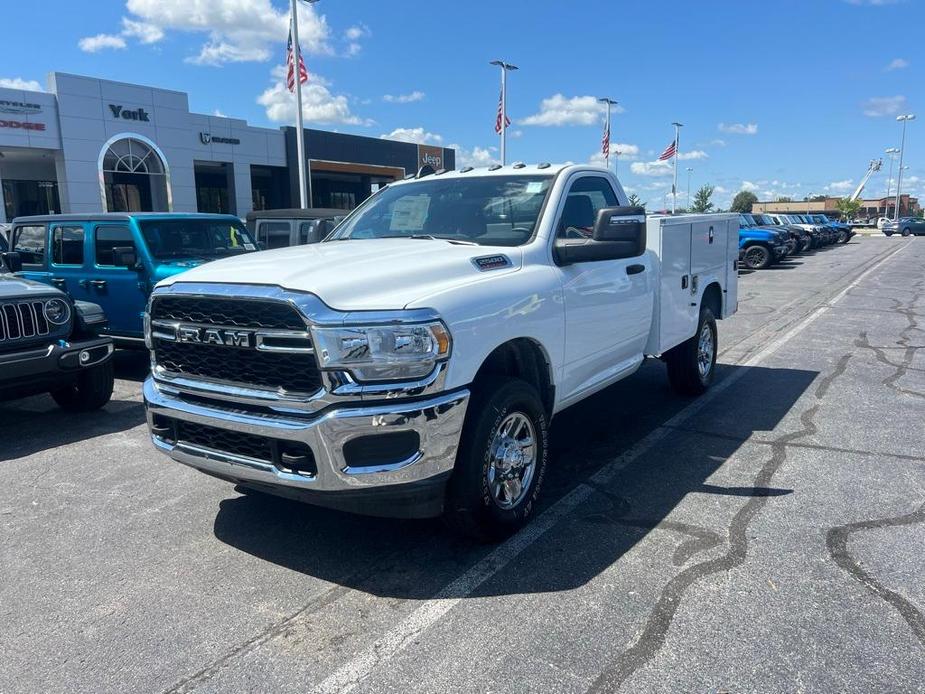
left=0, top=231, right=7, bottom=252
left=328, top=175, right=554, bottom=247
left=139, top=218, right=256, bottom=259
left=758, top=215, right=775, bottom=225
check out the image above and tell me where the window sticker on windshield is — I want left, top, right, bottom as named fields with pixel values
left=243, top=243, right=256, bottom=251
left=390, top=196, right=430, bottom=231
left=525, top=181, right=544, bottom=194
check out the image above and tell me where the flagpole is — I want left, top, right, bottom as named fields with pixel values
left=490, top=60, right=518, bottom=166
left=671, top=121, right=683, bottom=214
left=291, top=0, right=309, bottom=208
left=598, top=97, right=618, bottom=172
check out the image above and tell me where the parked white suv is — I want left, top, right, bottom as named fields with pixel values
left=143, top=165, right=738, bottom=539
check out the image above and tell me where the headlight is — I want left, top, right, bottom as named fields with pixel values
left=44, top=298, right=71, bottom=325
left=311, top=321, right=451, bottom=382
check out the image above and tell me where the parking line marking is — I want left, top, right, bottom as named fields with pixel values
left=310, top=240, right=912, bottom=694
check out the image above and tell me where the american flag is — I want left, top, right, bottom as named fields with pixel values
left=286, top=25, right=308, bottom=93
left=657, top=140, right=677, bottom=161
left=601, top=122, right=610, bottom=158
left=494, top=90, right=511, bottom=134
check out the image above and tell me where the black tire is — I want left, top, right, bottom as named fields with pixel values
left=800, top=237, right=813, bottom=253
left=902, top=227, right=911, bottom=237
left=666, top=307, right=717, bottom=396
left=837, top=229, right=849, bottom=244
left=885, top=230, right=894, bottom=237
left=51, top=360, right=114, bottom=411
left=743, top=244, right=772, bottom=270
left=444, top=379, right=549, bottom=542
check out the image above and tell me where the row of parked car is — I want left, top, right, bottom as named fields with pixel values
left=736, top=212, right=854, bottom=270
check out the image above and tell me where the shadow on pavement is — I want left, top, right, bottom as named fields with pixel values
left=212, top=361, right=816, bottom=598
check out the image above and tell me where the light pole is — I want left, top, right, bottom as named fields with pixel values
left=686, top=167, right=694, bottom=210
left=597, top=97, right=618, bottom=170
left=895, top=114, right=915, bottom=220
left=671, top=121, right=683, bottom=214
left=490, top=60, right=518, bottom=165
left=885, top=147, right=900, bottom=217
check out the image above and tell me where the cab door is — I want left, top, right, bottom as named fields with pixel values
left=12, top=223, right=51, bottom=286
left=87, top=222, right=149, bottom=339
left=554, top=174, right=653, bottom=403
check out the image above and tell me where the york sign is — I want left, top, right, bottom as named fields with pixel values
left=108, top=104, right=150, bottom=122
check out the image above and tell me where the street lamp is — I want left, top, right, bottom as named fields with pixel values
left=597, top=97, right=618, bottom=170
left=885, top=147, right=900, bottom=216
left=490, top=60, right=518, bottom=165
left=894, top=114, right=915, bottom=220
left=686, top=167, right=694, bottom=210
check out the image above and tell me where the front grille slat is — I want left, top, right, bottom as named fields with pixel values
left=178, top=420, right=274, bottom=462
left=151, top=296, right=322, bottom=394
left=0, top=301, right=52, bottom=343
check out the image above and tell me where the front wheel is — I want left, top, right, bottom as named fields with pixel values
left=885, top=230, right=894, bottom=237
left=837, top=229, right=849, bottom=243
left=666, top=308, right=717, bottom=396
left=800, top=237, right=813, bottom=253
left=743, top=244, right=772, bottom=270
left=51, top=360, right=114, bottom=411
left=902, top=227, right=912, bottom=237
left=444, top=379, right=549, bottom=541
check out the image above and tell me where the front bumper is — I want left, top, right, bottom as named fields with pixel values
left=143, top=377, right=470, bottom=518
left=0, top=337, right=113, bottom=396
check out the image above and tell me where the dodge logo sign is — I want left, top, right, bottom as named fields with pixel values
left=177, top=325, right=255, bottom=348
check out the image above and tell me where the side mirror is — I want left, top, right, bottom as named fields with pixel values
left=1, top=251, right=22, bottom=273
left=553, top=207, right=647, bottom=266
left=112, top=246, right=138, bottom=270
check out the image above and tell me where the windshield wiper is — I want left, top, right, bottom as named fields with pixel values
left=379, top=234, right=479, bottom=246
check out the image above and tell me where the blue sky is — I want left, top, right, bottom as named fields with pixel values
left=2, top=0, right=922, bottom=208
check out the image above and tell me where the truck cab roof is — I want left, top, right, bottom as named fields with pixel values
left=11, top=212, right=243, bottom=225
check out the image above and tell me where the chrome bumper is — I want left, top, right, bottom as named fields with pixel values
left=143, top=376, right=469, bottom=497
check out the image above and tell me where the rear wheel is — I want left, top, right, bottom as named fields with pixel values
left=666, top=307, right=717, bottom=396
left=743, top=244, right=772, bottom=270
left=51, top=360, right=114, bottom=411
left=885, top=230, right=894, bottom=237
left=902, top=227, right=911, bottom=237
left=800, top=237, right=813, bottom=252
left=444, top=379, right=549, bottom=542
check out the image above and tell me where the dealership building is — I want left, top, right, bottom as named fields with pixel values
left=0, top=72, right=455, bottom=222
left=753, top=194, right=920, bottom=219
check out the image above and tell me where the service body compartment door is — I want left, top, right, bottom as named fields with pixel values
left=724, top=218, right=739, bottom=318
left=691, top=220, right=727, bottom=282
left=655, top=220, right=696, bottom=352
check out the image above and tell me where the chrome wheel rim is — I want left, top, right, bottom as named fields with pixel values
left=697, top=322, right=715, bottom=378
left=487, top=412, right=537, bottom=510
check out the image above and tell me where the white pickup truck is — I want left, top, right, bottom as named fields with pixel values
left=143, top=164, right=738, bottom=540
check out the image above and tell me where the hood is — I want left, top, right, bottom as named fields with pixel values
left=0, top=275, right=64, bottom=300
left=739, top=228, right=777, bottom=241
left=157, top=239, right=524, bottom=311
left=151, top=257, right=212, bottom=284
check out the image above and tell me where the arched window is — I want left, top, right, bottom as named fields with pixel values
left=98, top=135, right=172, bottom=212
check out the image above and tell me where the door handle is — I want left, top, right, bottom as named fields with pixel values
left=78, top=279, right=89, bottom=288
left=90, top=280, right=107, bottom=289
left=51, top=278, right=66, bottom=287
left=626, top=264, right=646, bottom=275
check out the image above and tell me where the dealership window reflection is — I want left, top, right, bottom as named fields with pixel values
left=100, top=137, right=170, bottom=212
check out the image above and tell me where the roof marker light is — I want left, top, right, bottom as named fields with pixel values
left=537, top=162, right=551, bottom=169
left=488, top=164, right=502, bottom=171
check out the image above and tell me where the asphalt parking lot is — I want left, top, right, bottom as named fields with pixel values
left=1, top=236, right=923, bottom=693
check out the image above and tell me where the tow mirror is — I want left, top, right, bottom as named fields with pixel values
left=112, top=246, right=138, bottom=269
left=554, top=207, right=647, bottom=266
left=1, top=251, right=22, bottom=273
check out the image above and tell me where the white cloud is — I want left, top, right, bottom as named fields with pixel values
left=741, top=181, right=759, bottom=192
left=718, top=122, right=758, bottom=135
left=710, top=139, right=727, bottom=147
left=589, top=143, right=640, bottom=167
left=109, top=0, right=334, bottom=66
left=862, top=95, right=907, bottom=117
left=0, top=77, right=43, bottom=91
left=78, top=33, right=127, bottom=52
left=258, top=66, right=370, bottom=126
left=121, top=17, right=164, bottom=44
left=678, top=150, right=708, bottom=160
left=885, top=58, right=909, bottom=71
left=520, top=94, right=623, bottom=127
left=825, top=179, right=855, bottom=193
left=380, top=127, right=443, bottom=145
left=383, top=91, right=425, bottom=104
left=450, top=145, right=497, bottom=168
left=212, top=109, right=227, bottom=117
left=713, top=185, right=729, bottom=195
left=630, top=161, right=674, bottom=177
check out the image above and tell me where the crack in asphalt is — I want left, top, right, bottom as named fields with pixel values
left=586, top=354, right=853, bottom=693
left=825, top=502, right=925, bottom=648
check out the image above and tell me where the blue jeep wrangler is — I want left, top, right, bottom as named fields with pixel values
left=8, top=213, right=258, bottom=345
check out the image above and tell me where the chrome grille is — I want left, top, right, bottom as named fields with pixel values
left=150, top=296, right=322, bottom=394
left=0, top=301, right=49, bottom=342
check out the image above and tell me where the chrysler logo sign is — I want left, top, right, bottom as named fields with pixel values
left=177, top=325, right=255, bottom=348
left=0, top=100, right=42, bottom=115
left=200, top=132, right=241, bottom=146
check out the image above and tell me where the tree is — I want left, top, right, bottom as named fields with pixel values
left=690, top=184, right=715, bottom=213
left=836, top=197, right=861, bottom=221
left=776, top=196, right=792, bottom=203
left=730, top=190, right=758, bottom=212
left=628, top=193, right=646, bottom=209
